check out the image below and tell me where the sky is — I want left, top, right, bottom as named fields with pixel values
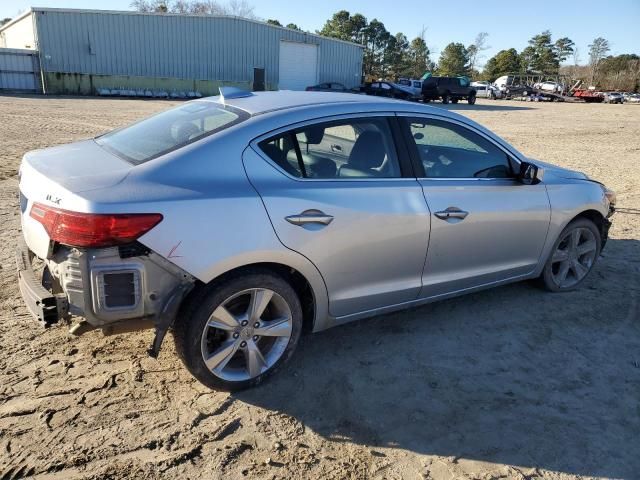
left=2, top=0, right=639, bottom=67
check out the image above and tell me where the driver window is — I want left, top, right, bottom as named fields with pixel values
left=405, top=118, right=513, bottom=179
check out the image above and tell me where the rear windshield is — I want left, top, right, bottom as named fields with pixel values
left=96, top=101, right=249, bottom=164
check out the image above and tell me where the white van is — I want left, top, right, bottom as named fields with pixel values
left=493, top=75, right=515, bottom=92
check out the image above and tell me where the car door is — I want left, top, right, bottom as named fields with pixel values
left=398, top=115, right=551, bottom=298
left=243, top=114, right=430, bottom=318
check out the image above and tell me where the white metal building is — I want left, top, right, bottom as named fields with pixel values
left=0, top=8, right=364, bottom=95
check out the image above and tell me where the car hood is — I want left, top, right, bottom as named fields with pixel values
left=527, top=158, right=589, bottom=180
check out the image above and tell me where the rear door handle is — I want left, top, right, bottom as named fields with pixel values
left=434, top=208, right=469, bottom=220
left=285, top=210, right=334, bottom=226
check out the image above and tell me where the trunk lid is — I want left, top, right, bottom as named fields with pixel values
left=22, top=140, right=132, bottom=193
left=19, top=140, right=133, bottom=259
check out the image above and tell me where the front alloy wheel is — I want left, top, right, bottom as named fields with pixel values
left=540, top=218, right=601, bottom=291
left=174, top=270, right=302, bottom=390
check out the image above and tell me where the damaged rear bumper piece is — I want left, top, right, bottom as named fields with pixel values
left=16, top=238, right=194, bottom=356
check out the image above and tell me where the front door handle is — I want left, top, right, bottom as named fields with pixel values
left=434, top=208, right=469, bottom=220
left=285, top=210, right=334, bottom=226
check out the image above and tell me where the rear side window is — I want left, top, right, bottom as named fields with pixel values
left=96, top=102, right=249, bottom=164
left=258, top=118, right=401, bottom=179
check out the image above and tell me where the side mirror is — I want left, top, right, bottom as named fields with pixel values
left=518, top=161, right=544, bottom=185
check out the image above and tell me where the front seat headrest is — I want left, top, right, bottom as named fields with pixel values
left=347, top=130, right=385, bottom=170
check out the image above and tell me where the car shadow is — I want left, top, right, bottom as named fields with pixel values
left=237, top=238, right=640, bottom=478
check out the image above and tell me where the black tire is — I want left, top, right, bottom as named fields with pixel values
left=451, top=98, right=459, bottom=104
left=441, top=93, right=451, bottom=104
left=174, top=269, right=303, bottom=391
left=538, top=218, right=601, bottom=292
left=468, top=92, right=476, bottom=105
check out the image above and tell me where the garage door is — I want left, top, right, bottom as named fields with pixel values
left=278, top=41, right=318, bottom=91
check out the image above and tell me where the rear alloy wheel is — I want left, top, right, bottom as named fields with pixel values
left=174, top=271, right=302, bottom=391
left=540, top=218, right=601, bottom=292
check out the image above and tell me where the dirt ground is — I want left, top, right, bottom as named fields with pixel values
left=0, top=95, right=638, bottom=480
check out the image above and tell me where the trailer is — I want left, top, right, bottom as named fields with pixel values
left=572, top=89, right=605, bottom=103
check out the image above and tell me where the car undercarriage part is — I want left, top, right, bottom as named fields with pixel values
left=147, top=281, right=193, bottom=358
left=19, top=238, right=196, bottom=355
left=16, top=238, right=69, bottom=327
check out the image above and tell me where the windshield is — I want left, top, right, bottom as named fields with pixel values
left=96, top=101, right=249, bottom=164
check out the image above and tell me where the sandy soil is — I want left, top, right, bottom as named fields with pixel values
left=0, top=95, right=638, bottom=480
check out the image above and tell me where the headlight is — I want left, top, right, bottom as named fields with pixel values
left=603, top=186, right=616, bottom=205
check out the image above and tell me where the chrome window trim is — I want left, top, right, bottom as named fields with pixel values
left=418, top=177, right=519, bottom=182
left=249, top=112, right=417, bottom=183
left=395, top=111, right=526, bottom=181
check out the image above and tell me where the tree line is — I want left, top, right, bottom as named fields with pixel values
left=315, top=12, right=638, bottom=91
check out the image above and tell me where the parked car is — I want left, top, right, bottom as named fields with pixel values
left=603, top=92, right=624, bottom=104
left=421, top=76, right=477, bottom=104
left=624, top=93, right=640, bottom=103
left=504, top=84, right=534, bottom=99
left=305, top=82, right=348, bottom=92
left=17, top=89, right=615, bottom=391
left=471, top=81, right=502, bottom=99
left=397, top=78, right=423, bottom=97
left=363, top=81, right=417, bottom=100
left=534, top=81, right=564, bottom=93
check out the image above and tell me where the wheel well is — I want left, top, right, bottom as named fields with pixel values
left=571, top=209, right=609, bottom=245
left=201, top=262, right=316, bottom=333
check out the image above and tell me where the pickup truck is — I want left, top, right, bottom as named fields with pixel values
left=421, top=76, right=477, bottom=104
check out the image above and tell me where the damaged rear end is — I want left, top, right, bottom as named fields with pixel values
left=17, top=140, right=194, bottom=356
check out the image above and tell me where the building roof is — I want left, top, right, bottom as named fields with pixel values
left=0, top=7, right=364, bottom=48
left=0, top=9, right=32, bottom=32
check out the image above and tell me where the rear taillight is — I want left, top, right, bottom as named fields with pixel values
left=30, top=202, right=162, bottom=248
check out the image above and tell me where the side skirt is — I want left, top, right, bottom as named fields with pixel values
left=320, top=272, right=537, bottom=331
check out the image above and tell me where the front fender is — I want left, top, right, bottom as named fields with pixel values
left=534, top=180, right=609, bottom=276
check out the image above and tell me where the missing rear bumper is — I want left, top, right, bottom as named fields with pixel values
left=16, top=238, right=68, bottom=327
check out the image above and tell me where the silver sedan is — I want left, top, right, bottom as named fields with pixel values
left=17, top=89, right=616, bottom=390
